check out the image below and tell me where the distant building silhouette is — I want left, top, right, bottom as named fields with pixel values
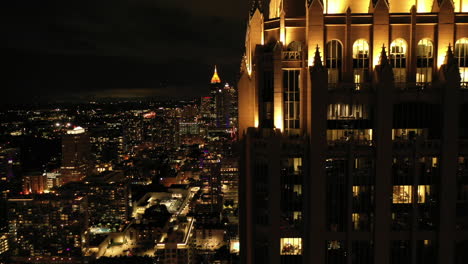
left=239, top=1, right=468, bottom=263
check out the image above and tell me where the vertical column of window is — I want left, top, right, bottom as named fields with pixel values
left=416, top=156, right=439, bottom=231
left=390, top=39, right=408, bottom=89
left=283, top=70, right=300, bottom=135
left=280, top=157, right=303, bottom=230
left=352, top=39, right=370, bottom=90
left=457, top=156, right=468, bottom=230
left=280, top=156, right=303, bottom=264
left=261, top=70, right=274, bottom=127
left=326, top=41, right=343, bottom=89
left=326, top=158, right=348, bottom=232
left=391, top=157, right=413, bottom=231
left=455, top=39, right=468, bottom=88
left=416, top=39, right=433, bottom=89
left=352, top=157, right=375, bottom=231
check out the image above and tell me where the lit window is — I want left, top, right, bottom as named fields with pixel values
left=352, top=186, right=360, bottom=197
left=326, top=40, right=343, bottom=86
left=283, top=70, right=300, bottom=134
left=352, top=213, right=360, bottom=230
left=353, top=39, right=370, bottom=89
left=416, top=39, right=434, bottom=86
left=417, top=185, right=431, bottom=203
left=393, top=185, right=412, bottom=204
left=390, top=38, right=408, bottom=84
left=280, top=238, right=302, bottom=255
left=455, top=38, right=468, bottom=88
left=293, top=211, right=302, bottom=221
left=288, top=158, right=302, bottom=173
left=293, top=185, right=302, bottom=196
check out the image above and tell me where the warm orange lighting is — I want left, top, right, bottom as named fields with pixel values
left=211, top=66, right=221, bottom=84
left=324, top=0, right=347, bottom=14
left=274, top=106, right=283, bottom=132
left=417, top=0, right=432, bottom=12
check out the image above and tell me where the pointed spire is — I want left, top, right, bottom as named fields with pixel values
left=379, top=44, right=389, bottom=66
left=444, top=43, right=456, bottom=66
left=211, top=66, right=221, bottom=84
left=313, top=45, right=323, bottom=67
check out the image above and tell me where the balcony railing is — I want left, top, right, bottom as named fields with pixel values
left=283, top=51, right=301, bottom=61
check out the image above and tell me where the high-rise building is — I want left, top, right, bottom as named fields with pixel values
left=209, top=67, right=237, bottom=130
left=0, top=148, right=20, bottom=185
left=61, top=127, right=91, bottom=183
left=239, top=1, right=468, bottom=263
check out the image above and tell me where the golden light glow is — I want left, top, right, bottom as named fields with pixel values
left=274, top=104, right=284, bottom=131
left=269, top=0, right=281, bottom=19
left=463, top=1, right=468, bottom=12
left=280, top=238, right=302, bottom=255
left=437, top=48, right=446, bottom=68
left=324, top=0, right=347, bottom=14
left=211, top=66, right=221, bottom=83
left=417, top=0, right=432, bottom=12
left=373, top=53, right=380, bottom=69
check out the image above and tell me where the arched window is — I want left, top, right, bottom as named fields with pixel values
left=390, top=38, right=408, bottom=85
left=353, top=39, right=370, bottom=90
left=455, top=38, right=468, bottom=88
left=326, top=40, right=343, bottom=87
left=416, top=39, right=434, bottom=87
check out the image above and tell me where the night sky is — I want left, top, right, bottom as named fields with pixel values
left=3, top=0, right=250, bottom=103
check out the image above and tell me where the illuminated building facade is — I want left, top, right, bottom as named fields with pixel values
left=22, top=173, right=47, bottom=195
left=61, top=127, right=91, bottom=183
left=239, top=0, right=468, bottom=263
left=7, top=196, right=88, bottom=261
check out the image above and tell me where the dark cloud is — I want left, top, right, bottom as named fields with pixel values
left=2, top=0, right=250, bottom=103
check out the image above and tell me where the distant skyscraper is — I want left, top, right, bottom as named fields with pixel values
left=61, top=127, right=91, bottom=183
left=209, top=66, right=237, bottom=130
left=238, top=1, right=468, bottom=264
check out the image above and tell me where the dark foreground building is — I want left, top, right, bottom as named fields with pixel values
left=239, top=1, right=468, bottom=263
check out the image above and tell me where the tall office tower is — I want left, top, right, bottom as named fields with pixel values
left=210, top=66, right=223, bottom=128
left=201, top=96, right=212, bottom=117
left=209, top=66, right=236, bottom=129
left=239, top=1, right=468, bottom=263
left=61, top=127, right=91, bottom=183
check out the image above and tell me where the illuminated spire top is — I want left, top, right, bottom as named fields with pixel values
left=211, top=66, right=221, bottom=84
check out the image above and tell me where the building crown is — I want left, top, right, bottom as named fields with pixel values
left=211, top=66, right=221, bottom=84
